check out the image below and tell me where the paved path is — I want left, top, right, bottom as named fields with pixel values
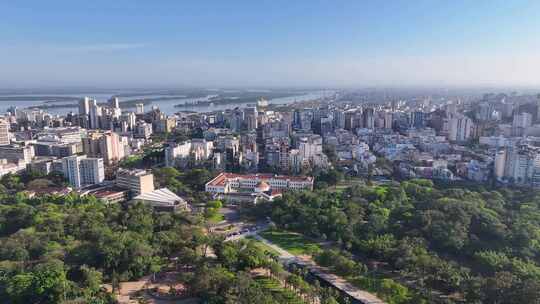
left=255, top=233, right=386, bottom=304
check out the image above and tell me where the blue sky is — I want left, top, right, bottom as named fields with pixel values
left=1, top=1, right=540, bottom=88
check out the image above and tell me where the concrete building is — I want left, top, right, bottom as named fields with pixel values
left=134, top=121, right=153, bottom=139
left=116, top=168, right=155, bottom=196
left=244, top=107, right=258, bottom=131
left=78, top=97, right=91, bottom=116
left=494, top=149, right=506, bottom=179
left=62, top=155, right=104, bottom=188
left=83, top=131, right=126, bottom=165
left=513, top=112, right=533, bottom=136
left=206, top=172, right=314, bottom=194
left=503, top=144, right=540, bottom=185
left=0, top=144, right=34, bottom=163
left=0, top=119, right=10, bottom=146
left=135, top=103, right=144, bottom=115
left=449, top=115, right=474, bottom=142
left=362, top=108, right=375, bottom=129
left=165, top=141, right=192, bottom=167
left=132, top=188, right=190, bottom=212
left=88, top=99, right=102, bottom=129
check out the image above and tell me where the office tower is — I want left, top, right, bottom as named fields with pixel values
left=0, top=119, right=10, bottom=145
left=62, top=155, right=104, bottom=188
left=116, top=168, right=155, bottom=196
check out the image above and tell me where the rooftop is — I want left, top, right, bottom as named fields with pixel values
left=134, top=188, right=187, bottom=207
left=207, top=172, right=313, bottom=187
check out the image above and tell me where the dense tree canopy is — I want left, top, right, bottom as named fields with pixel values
left=262, top=179, right=540, bottom=303
left=0, top=193, right=203, bottom=303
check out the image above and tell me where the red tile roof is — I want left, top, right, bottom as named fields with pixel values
left=206, top=172, right=313, bottom=187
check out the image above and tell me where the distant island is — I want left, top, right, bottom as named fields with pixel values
left=175, top=91, right=303, bottom=108
left=0, top=96, right=79, bottom=102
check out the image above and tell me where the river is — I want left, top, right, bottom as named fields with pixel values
left=0, top=90, right=333, bottom=116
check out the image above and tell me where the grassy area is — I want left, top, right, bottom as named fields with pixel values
left=259, top=230, right=320, bottom=255
left=206, top=212, right=225, bottom=223
left=254, top=276, right=306, bottom=304
left=329, top=178, right=365, bottom=193
left=246, top=237, right=281, bottom=257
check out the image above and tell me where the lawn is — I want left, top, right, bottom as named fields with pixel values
left=246, top=236, right=281, bottom=257
left=206, top=212, right=225, bottom=223
left=259, top=230, right=320, bottom=256
left=329, top=178, right=365, bottom=193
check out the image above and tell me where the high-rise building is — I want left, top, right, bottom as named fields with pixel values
left=333, top=109, right=345, bottom=129
left=82, top=131, right=125, bottom=165
left=410, top=111, right=426, bottom=128
left=78, top=97, right=90, bottom=116
left=0, top=119, right=10, bottom=145
left=362, top=108, right=374, bottom=129
left=109, top=97, right=120, bottom=109
left=494, top=149, right=506, bottom=179
left=89, top=99, right=102, bottom=129
left=244, top=107, right=258, bottom=131
left=116, top=168, right=155, bottom=196
left=62, top=155, right=104, bottom=188
left=512, top=112, right=533, bottom=136
left=449, top=115, right=474, bottom=142
left=502, top=144, right=540, bottom=185
left=154, top=117, right=176, bottom=133
left=383, top=111, right=393, bottom=129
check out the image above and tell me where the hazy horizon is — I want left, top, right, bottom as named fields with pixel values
left=2, top=1, right=540, bottom=88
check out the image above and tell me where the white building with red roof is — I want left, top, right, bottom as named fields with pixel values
left=205, top=172, right=313, bottom=203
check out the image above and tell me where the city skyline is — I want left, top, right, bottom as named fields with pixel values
left=1, top=1, right=540, bottom=88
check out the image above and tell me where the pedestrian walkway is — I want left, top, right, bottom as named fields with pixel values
left=256, top=233, right=386, bottom=304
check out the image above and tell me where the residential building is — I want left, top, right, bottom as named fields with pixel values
left=0, top=119, right=10, bottom=145
left=62, top=155, right=104, bottom=188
